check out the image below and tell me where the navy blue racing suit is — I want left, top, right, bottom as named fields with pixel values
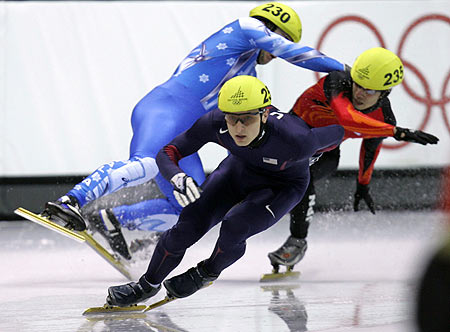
left=143, top=107, right=344, bottom=282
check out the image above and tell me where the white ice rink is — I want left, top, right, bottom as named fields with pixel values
left=0, top=211, right=446, bottom=332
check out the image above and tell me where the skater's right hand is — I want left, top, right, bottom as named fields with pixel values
left=170, top=173, right=202, bottom=208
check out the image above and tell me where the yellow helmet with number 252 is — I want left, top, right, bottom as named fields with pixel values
left=218, top=75, right=272, bottom=113
left=250, top=2, right=302, bottom=43
left=351, top=47, right=404, bottom=91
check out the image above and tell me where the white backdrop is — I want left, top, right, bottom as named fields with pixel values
left=1, top=1, right=449, bottom=176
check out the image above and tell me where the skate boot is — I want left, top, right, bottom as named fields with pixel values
left=106, top=275, right=161, bottom=307
left=88, top=209, right=132, bottom=260
left=268, top=236, right=308, bottom=272
left=43, top=195, right=87, bottom=231
left=163, top=261, right=219, bottom=298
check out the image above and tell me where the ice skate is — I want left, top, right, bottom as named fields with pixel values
left=88, top=208, right=132, bottom=260
left=43, top=195, right=87, bottom=231
left=106, top=275, right=161, bottom=307
left=268, top=236, right=308, bottom=269
left=163, top=261, right=218, bottom=298
left=260, top=236, right=307, bottom=282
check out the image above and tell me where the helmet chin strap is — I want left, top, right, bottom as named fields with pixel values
left=248, top=109, right=268, bottom=149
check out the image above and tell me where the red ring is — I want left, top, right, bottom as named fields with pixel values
left=315, top=15, right=386, bottom=82
left=383, top=60, right=432, bottom=149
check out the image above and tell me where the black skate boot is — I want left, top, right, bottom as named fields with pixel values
left=163, top=261, right=219, bottom=298
left=268, top=236, right=308, bottom=272
left=106, top=275, right=161, bottom=307
left=88, top=209, right=132, bottom=260
left=43, top=195, right=87, bottom=231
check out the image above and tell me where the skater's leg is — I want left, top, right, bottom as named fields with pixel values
left=269, top=147, right=341, bottom=268
left=289, top=147, right=340, bottom=239
left=289, top=181, right=315, bottom=239
left=45, top=88, right=206, bottom=230
left=163, top=184, right=305, bottom=298
left=143, top=158, right=240, bottom=285
left=204, top=185, right=304, bottom=275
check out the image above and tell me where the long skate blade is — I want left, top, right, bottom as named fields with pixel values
left=259, top=270, right=300, bottom=282
left=14, top=207, right=85, bottom=243
left=143, top=295, right=177, bottom=312
left=143, top=281, right=213, bottom=312
left=82, top=303, right=146, bottom=315
left=81, top=231, right=133, bottom=280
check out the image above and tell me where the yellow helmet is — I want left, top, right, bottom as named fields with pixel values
left=351, top=47, right=404, bottom=91
left=218, top=75, right=271, bottom=113
left=250, top=2, right=302, bottom=43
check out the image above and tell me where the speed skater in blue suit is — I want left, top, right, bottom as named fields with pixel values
left=41, top=2, right=345, bottom=260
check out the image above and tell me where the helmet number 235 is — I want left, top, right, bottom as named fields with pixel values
left=384, top=65, right=404, bottom=87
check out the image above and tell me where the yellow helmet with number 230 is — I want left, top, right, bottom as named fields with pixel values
left=218, top=75, right=271, bottom=113
left=250, top=2, right=302, bottom=43
left=351, top=47, right=404, bottom=91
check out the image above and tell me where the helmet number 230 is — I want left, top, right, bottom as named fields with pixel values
left=383, top=65, right=404, bottom=87
left=262, top=4, right=291, bottom=23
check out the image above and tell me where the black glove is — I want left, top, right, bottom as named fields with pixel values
left=170, top=173, right=202, bottom=207
left=394, top=127, right=439, bottom=145
left=354, top=182, right=375, bottom=214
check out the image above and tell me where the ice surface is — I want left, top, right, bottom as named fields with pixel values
left=0, top=211, right=446, bottom=332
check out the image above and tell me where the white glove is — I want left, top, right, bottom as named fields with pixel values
left=170, top=173, right=202, bottom=207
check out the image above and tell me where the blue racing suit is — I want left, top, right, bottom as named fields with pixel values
left=144, top=107, right=344, bottom=281
left=67, top=17, right=344, bottom=231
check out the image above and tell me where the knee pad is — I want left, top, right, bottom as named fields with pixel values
left=107, top=157, right=158, bottom=194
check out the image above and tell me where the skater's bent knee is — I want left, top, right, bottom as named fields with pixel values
left=107, top=157, right=158, bottom=194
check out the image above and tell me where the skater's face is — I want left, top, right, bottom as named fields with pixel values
left=225, top=109, right=269, bottom=146
left=257, top=50, right=276, bottom=65
left=257, top=28, right=292, bottom=65
left=352, top=82, right=382, bottom=110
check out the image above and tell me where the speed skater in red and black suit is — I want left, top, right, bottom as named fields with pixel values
left=267, top=47, right=439, bottom=272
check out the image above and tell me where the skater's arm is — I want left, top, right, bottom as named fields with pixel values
left=309, top=124, right=344, bottom=154
left=156, top=112, right=216, bottom=181
left=329, top=92, right=395, bottom=137
left=240, top=17, right=344, bottom=73
left=358, top=138, right=384, bottom=185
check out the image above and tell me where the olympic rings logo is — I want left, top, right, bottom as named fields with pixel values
left=315, top=14, right=450, bottom=149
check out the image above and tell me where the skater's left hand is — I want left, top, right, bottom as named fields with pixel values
left=393, top=127, right=439, bottom=145
left=353, top=182, right=375, bottom=214
left=170, top=173, right=202, bottom=207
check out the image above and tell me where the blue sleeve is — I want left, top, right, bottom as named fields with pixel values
left=310, top=124, right=345, bottom=152
left=239, top=17, right=344, bottom=73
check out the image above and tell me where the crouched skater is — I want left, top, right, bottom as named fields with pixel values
left=106, top=75, right=345, bottom=306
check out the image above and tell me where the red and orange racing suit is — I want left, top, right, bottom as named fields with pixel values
left=292, top=70, right=397, bottom=185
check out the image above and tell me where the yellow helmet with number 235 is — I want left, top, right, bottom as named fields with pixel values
left=351, top=47, right=404, bottom=91
left=218, top=75, right=271, bottom=113
left=250, top=2, right=302, bottom=43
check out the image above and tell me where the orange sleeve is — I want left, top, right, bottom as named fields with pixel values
left=330, top=92, right=395, bottom=137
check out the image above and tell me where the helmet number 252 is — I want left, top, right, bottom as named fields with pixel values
left=383, top=65, right=404, bottom=87
left=262, top=4, right=291, bottom=23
